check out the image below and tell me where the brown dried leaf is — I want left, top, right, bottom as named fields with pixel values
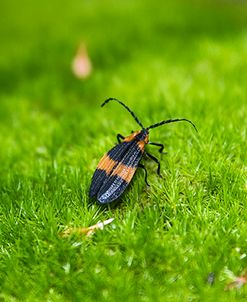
left=72, top=43, right=92, bottom=79
left=60, top=218, right=114, bottom=238
left=225, top=269, right=247, bottom=290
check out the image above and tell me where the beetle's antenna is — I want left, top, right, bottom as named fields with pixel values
left=101, top=98, right=145, bottom=129
left=147, top=118, right=198, bottom=132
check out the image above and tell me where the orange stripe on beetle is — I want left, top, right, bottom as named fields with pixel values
left=97, top=154, right=118, bottom=175
left=111, top=163, right=137, bottom=183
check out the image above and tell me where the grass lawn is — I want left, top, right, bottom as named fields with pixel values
left=0, top=0, right=247, bottom=301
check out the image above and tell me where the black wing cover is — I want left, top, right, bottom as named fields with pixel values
left=89, top=140, right=143, bottom=203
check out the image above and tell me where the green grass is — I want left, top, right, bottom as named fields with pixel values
left=0, top=0, right=247, bottom=301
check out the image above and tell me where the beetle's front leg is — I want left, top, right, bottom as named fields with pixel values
left=148, top=142, right=165, bottom=154
left=138, top=163, right=150, bottom=186
left=145, top=152, right=162, bottom=177
left=116, top=133, right=125, bottom=144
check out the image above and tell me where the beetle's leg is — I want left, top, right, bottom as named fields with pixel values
left=148, top=142, right=165, bottom=154
left=145, top=152, right=162, bottom=177
left=138, top=163, right=150, bottom=186
left=116, top=133, right=125, bottom=144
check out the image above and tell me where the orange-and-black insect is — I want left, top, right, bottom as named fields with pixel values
left=89, top=98, right=197, bottom=204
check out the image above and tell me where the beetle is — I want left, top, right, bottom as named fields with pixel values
left=89, top=98, right=197, bottom=204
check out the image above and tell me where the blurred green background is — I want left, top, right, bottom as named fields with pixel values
left=1, top=0, right=246, bottom=109
left=0, top=0, right=247, bottom=301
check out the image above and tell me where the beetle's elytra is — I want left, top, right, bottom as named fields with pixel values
left=89, top=98, right=197, bottom=204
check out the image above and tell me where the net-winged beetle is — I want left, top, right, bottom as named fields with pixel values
left=89, top=98, right=197, bottom=204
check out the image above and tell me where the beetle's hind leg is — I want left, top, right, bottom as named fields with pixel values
left=138, top=163, right=150, bottom=186
left=145, top=152, right=162, bottom=177
left=148, top=142, right=166, bottom=154
left=116, top=133, right=125, bottom=144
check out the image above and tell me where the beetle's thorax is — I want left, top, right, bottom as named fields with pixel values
left=123, top=130, right=148, bottom=143
left=123, top=129, right=149, bottom=152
